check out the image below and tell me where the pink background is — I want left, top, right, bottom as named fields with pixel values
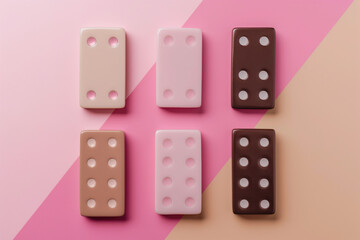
left=0, top=0, right=352, bottom=239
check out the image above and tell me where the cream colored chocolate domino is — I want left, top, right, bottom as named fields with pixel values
left=80, top=130, right=125, bottom=217
left=80, top=28, right=126, bottom=109
left=155, top=130, right=202, bottom=214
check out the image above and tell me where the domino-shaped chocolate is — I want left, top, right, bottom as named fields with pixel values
left=231, top=28, right=275, bottom=109
left=232, top=129, right=275, bottom=214
left=156, top=28, right=202, bottom=108
left=155, top=130, right=202, bottom=214
left=80, top=130, right=125, bottom=217
left=80, top=28, right=126, bottom=109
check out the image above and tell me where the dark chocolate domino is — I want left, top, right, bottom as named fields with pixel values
left=232, top=129, right=275, bottom=214
left=231, top=28, right=275, bottom=109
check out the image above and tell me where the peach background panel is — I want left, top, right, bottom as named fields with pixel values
left=0, top=0, right=202, bottom=239
left=14, top=0, right=352, bottom=239
left=167, top=1, right=360, bottom=239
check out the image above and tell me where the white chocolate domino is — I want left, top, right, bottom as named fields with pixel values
left=156, top=28, right=202, bottom=108
left=155, top=130, right=202, bottom=215
left=80, top=28, right=126, bottom=109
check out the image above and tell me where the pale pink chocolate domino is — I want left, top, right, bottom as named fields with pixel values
left=80, top=130, right=125, bottom=217
left=156, top=28, right=202, bottom=108
left=155, top=130, right=202, bottom=215
left=80, top=28, right=126, bottom=109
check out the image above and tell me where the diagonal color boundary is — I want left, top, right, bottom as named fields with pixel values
left=167, top=2, right=360, bottom=238
left=15, top=0, right=353, bottom=239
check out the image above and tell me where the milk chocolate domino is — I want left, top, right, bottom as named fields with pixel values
left=232, top=129, right=275, bottom=214
left=231, top=28, right=275, bottom=109
left=80, top=130, right=125, bottom=217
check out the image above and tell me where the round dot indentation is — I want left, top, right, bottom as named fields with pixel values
left=259, top=70, right=269, bottom=80
left=87, top=158, right=96, bottom=168
left=87, top=138, right=96, bottom=148
left=87, top=178, right=96, bottom=188
left=239, top=178, right=249, bottom=188
left=87, top=199, right=96, bottom=208
left=108, top=178, right=117, bottom=188
left=108, top=90, right=118, bottom=100
left=162, top=177, right=172, bottom=186
left=108, top=138, right=117, bottom=147
left=186, top=35, right=196, bottom=46
left=238, top=70, right=248, bottom=80
left=186, top=137, right=195, bottom=147
left=260, top=138, right=270, bottom=147
left=108, top=37, right=119, bottom=48
left=259, top=90, right=269, bottom=100
left=239, top=157, right=249, bottom=167
left=87, top=90, right=96, bottom=100
left=162, top=157, right=173, bottom=167
left=162, top=197, right=172, bottom=207
left=186, top=158, right=195, bottom=168
left=163, top=138, right=173, bottom=149
left=259, top=178, right=269, bottom=188
left=87, top=37, right=96, bottom=47
left=259, top=36, right=270, bottom=46
left=239, top=199, right=249, bottom=209
left=239, top=137, right=249, bottom=147
left=108, top=158, right=117, bottom=168
left=239, top=36, right=249, bottom=46
left=163, top=89, right=173, bottom=99
left=186, top=89, right=196, bottom=99
left=260, top=200, right=270, bottom=209
left=164, top=35, right=174, bottom=46
left=185, top=197, right=195, bottom=207
left=259, top=158, right=269, bottom=167
left=186, top=177, right=195, bottom=187
left=238, top=90, right=248, bottom=100
left=108, top=199, right=117, bottom=208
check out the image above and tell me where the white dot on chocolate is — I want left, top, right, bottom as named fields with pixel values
left=259, top=70, right=269, bottom=80
left=259, top=90, right=269, bottom=100
left=108, top=158, right=117, bottom=168
left=259, top=178, right=269, bottom=188
left=239, top=36, right=249, bottom=46
left=260, top=200, right=270, bottom=209
left=87, top=158, right=96, bottom=168
left=259, top=36, right=269, bottom=46
left=260, top=137, right=269, bottom=147
left=108, top=178, right=117, bottom=188
left=239, top=178, right=249, bottom=187
left=239, top=137, right=249, bottom=147
left=87, top=199, right=96, bottom=208
left=87, top=178, right=96, bottom=188
left=108, top=138, right=117, bottom=147
left=238, top=70, right=248, bottom=80
left=239, top=199, right=249, bottom=209
left=259, top=158, right=269, bottom=167
left=108, top=199, right=117, bottom=208
left=238, top=90, right=248, bottom=100
left=239, top=157, right=249, bottom=167
left=87, top=138, right=96, bottom=148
